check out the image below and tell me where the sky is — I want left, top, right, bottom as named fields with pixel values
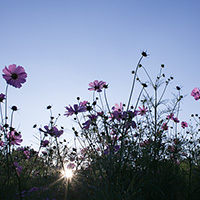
left=0, top=0, right=200, bottom=149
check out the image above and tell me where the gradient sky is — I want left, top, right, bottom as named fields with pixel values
left=0, top=0, right=200, bottom=148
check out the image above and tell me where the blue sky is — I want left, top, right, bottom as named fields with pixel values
left=0, top=0, right=200, bottom=148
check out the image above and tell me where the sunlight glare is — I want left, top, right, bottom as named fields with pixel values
left=61, top=168, right=73, bottom=179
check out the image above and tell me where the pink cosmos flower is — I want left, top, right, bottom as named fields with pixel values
left=112, top=103, right=123, bottom=112
left=7, top=131, right=23, bottom=145
left=191, top=87, right=200, bottom=100
left=181, top=121, right=188, bottom=128
left=162, top=122, right=168, bottom=130
left=64, top=101, right=87, bottom=117
left=138, top=106, right=148, bottom=116
left=167, top=113, right=174, bottom=120
left=24, top=150, right=30, bottom=159
left=88, top=80, right=106, bottom=92
left=2, top=64, right=27, bottom=88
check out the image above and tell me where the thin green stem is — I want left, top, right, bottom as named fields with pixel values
left=104, top=89, right=111, bottom=114
left=5, top=84, right=9, bottom=126
left=127, top=56, right=143, bottom=111
left=99, top=93, right=104, bottom=111
left=141, top=65, right=154, bottom=87
left=10, top=110, right=14, bottom=129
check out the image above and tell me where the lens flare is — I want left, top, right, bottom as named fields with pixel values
left=61, top=168, right=73, bottom=179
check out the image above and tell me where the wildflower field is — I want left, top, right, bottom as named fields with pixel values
left=1, top=52, right=200, bottom=200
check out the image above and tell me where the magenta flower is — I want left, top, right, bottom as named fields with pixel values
left=191, top=87, right=200, bottom=100
left=181, top=121, right=188, bottom=128
left=167, top=113, right=174, bottom=120
left=24, top=150, right=30, bottom=156
left=88, top=80, right=106, bottom=92
left=162, top=122, right=168, bottom=130
left=0, top=93, right=5, bottom=102
left=111, top=111, right=122, bottom=121
left=43, top=126, right=63, bottom=137
left=124, top=120, right=136, bottom=129
left=24, top=150, right=30, bottom=159
left=2, top=64, right=27, bottom=88
left=173, top=117, right=180, bottom=123
left=122, top=110, right=138, bottom=119
left=7, top=131, right=23, bottom=145
left=82, top=114, right=97, bottom=129
left=41, top=140, right=49, bottom=147
left=64, top=101, right=87, bottom=117
left=138, top=106, right=148, bottom=116
left=112, top=103, right=123, bottom=112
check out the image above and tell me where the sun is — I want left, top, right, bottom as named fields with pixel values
left=61, top=168, right=73, bottom=179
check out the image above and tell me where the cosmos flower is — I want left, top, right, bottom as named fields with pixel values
left=23, top=150, right=30, bottom=159
left=41, top=140, right=49, bottom=147
left=162, top=122, right=168, bottom=130
left=181, top=121, right=188, bottom=128
left=173, top=117, right=180, bottom=123
left=138, top=106, right=148, bottom=116
left=112, top=103, right=123, bottom=112
left=191, top=87, right=200, bottom=100
left=43, top=126, right=63, bottom=138
left=88, top=80, right=106, bottom=92
left=7, top=131, right=23, bottom=145
left=124, top=120, right=136, bottom=129
left=64, top=101, right=87, bottom=117
left=2, top=64, right=27, bottom=88
left=111, top=104, right=123, bottom=120
left=0, top=93, right=5, bottom=102
left=82, top=114, right=97, bottom=129
left=166, top=113, right=174, bottom=120
left=111, top=111, right=122, bottom=121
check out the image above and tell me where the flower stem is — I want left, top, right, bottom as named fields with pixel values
left=126, top=56, right=143, bottom=111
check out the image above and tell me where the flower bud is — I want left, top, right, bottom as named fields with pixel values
left=11, top=106, right=17, bottom=111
